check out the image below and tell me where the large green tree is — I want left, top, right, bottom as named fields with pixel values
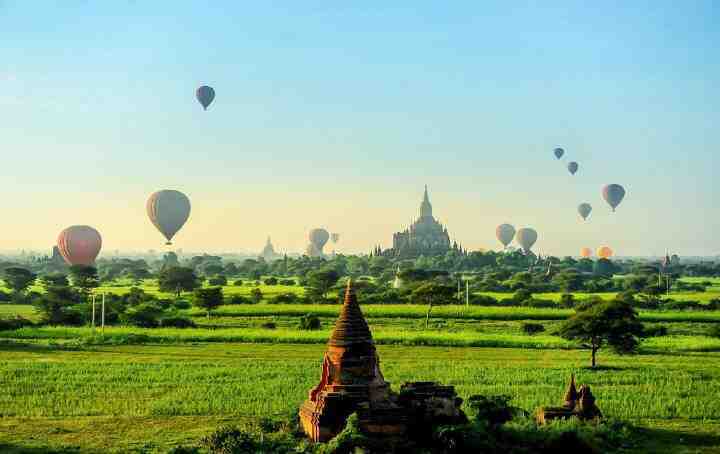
left=411, top=283, right=456, bottom=329
left=68, top=265, right=100, bottom=295
left=306, top=268, right=341, bottom=299
left=193, top=287, right=224, bottom=319
left=158, top=266, right=201, bottom=298
left=558, top=299, right=643, bottom=368
left=3, top=267, right=37, bottom=295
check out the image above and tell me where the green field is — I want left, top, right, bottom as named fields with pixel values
left=1, top=343, right=719, bottom=453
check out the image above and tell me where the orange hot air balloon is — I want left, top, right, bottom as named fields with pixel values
left=597, top=246, right=613, bottom=259
left=580, top=247, right=592, bottom=258
left=57, top=225, right=102, bottom=266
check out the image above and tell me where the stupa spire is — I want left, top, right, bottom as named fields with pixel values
left=328, top=279, right=373, bottom=347
left=420, top=185, right=433, bottom=218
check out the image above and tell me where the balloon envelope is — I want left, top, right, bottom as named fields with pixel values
left=496, top=224, right=516, bottom=248
left=602, top=184, right=626, bottom=212
left=580, top=247, right=592, bottom=258
left=578, top=203, right=592, bottom=220
left=597, top=246, right=613, bottom=259
left=147, top=190, right=191, bottom=245
left=196, top=85, right=215, bottom=110
left=57, top=225, right=102, bottom=266
left=309, top=228, right=330, bottom=251
left=515, top=228, right=538, bottom=253
left=331, top=233, right=340, bottom=244
left=567, top=161, right=579, bottom=175
left=554, top=147, right=564, bottom=159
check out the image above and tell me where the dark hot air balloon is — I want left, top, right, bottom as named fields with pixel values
left=196, top=85, right=215, bottom=110
left=147, top=190, right=191, bottom=245
left=309, top=228, right=330, bottom=254
left=578, top=203, right=592, bottom=221
left=515, top=228, right=538, bottom=254
left=57, top=225, right=102, bottom=266
left=602, top=184, right=626, bottom=212
left=567, top=161, right=579, bottom=175
left=496, top=224, right=516, bottom=249
left=554, top=147, right=564, bottom=159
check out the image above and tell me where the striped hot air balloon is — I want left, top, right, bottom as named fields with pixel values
left=57, top=225, right=102, bottom=266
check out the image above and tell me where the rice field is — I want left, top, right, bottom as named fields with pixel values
left=0, top=343, right=719, bottom=452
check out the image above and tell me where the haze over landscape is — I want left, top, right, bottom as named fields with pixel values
left=1, top=1, right=718, bottom=256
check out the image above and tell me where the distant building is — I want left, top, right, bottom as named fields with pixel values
left=51, top=246, right=64, bottom=264
left=260, top=236, right=281, bottom=262
left=389, top=186, right=452, bottom=258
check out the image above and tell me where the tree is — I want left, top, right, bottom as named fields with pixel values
left=68, top=265, right=99, bottom=294
left=194, top=287, right=224, bottom=319
left=411, top=283, right=456, bottom=329
left=3, top=267, right=37, bottom=295
left=553, top=270, right=584, bottom=292
left=40, top=273, right=69, bottom=288
left=162, top=251, right=180, bottom=267
left=158, top=266, right=201, bottom=298
left=593, top=258, right=616, bottom=278
left=127, top=268, right=151, bottom=286
left=558, top=299, right=643, bottom=368
left=33, top=284, right=83, bottom=325
left=250, top=288, right=263, bottom=304
left=306, top=268, right=341, bottom=299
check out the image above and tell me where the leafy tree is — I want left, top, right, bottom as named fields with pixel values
left=2, top=267, right=37, bottom=295
left=306, top=268, right=341, bottom=299
left=39, top=273, right=69, bottom=288
left=250, top=288, right=263, bottom=304
left=558, top=299, right=643, bottom=368
left=207, top=275, right=228, bottom=286
left=263, top=277, right=278, bottom=286
left=553, top=270, right=584, bottom=292
left=193, top=287, right=224, bottom=319
left=593, top=258, right=616, bottom=277
left=33, top=284, right=83, bottom=325
left=411, top=283, right=456, bottom=329
left=121, top=303, right=164, bottom=328
left=127, top=268, right=151, bottom=286
left=162, top=251, right=180, bottom=267
left=68, top=265, right=99, bottom=294
left=158, top=266, right=201, bottom=298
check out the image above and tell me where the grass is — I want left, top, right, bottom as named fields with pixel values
left=0, top=343, right=719, bottom=452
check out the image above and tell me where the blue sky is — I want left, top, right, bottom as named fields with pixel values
left=1, top=1, right=718, bottom=256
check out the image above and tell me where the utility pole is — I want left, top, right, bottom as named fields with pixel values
left=465, top=280, right=469, bottom=307
left=101, top=293, right=106, bottom=334
left=91, top=294, right=96, bottom=329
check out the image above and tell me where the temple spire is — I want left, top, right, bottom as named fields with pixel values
left=328, top=279, right=373, bottom=347
left=420, top=185, right=433, bottom=218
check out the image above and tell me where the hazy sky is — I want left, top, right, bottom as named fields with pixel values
left=1, top=1, right=718, bottom=256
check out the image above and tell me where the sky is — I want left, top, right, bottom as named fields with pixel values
left=1, top=1, right=718, bottom=257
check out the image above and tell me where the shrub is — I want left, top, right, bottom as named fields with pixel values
left=512, top=289, right=533, bottom=303
left=298, top=314, right=321, bottom=330
left=207, top=276, right=228, bottom=286
left=260, top=321, right=277, bottom=329
left=661, top=300, right=703, bottom=311
left=279, top=279, right=295, bottom=286
left=173, top=299, right=192, bottom=310
left=559, top=294, right=576, bottom=309
left=0, top=316, right=33, bottom=331
left=121, top=303, right=164, bottom=328
left=466, top=395, right=515, bottom=427
left=643, top=325, right=668, bottom=337
left=263, top=277, right=278, bottom=286
left=470, top=295, right=500, bottom=306
left=233, top=280, right=243, bottom=287
left=201, top=425, right=256, bottom=453
left=522, top=323, right=545, bottom=335
left=159, top=316, right=196, bottom=328
left=710, top=325, right=720, bottom=338
left=0, top=290, right=12, bottom=302
left=270, top=293, right=299, bottom=304
left=227, top=295, right=250, bottom=305
left=521, top=298, right=555, bottom=309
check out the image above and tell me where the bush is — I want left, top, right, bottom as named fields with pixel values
left=522, top=323, right=545, bottom=335
left=298, top=314, right=321, bottom=330
left=710, top=325, right=720, bottom=338
left=201, top=425, right=256, bottom=453
left=661, top=300, right=703, bottom=311
left=512, top=289, right=533, bottom=303
left=0, top=316, right=33, bottom=331
left=279, top=279, right=295, bottom=286
left=227, top=295, right=250, bottom=305
left=269, top=293, right=299, bottom=304
left=159, top=316, right=196, bottom=328
left=0, top=290, right=12, bottom=302
left=207, top=276, right=228, bottom=286
left=233, top=280, right=243, bottom=286
left=467, top=395, right=515, bottom=427
left=559, top=293, right=576, bottom=309
left=260, top=321, right=277, bottom=330
left=643, top=325, right=668, bottom=337
left=263, top=277, right=278, bottom=286
left=121, top=303, right=164, bottom=328
left=173, top=299, right=192, bottom=310
left=470, top=295, right=500, bottom=306
left=521, top=298, right=555, bottom=308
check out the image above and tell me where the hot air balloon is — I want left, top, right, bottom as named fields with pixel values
left=147, top=190, right=191, bottom=245
left=567, top=161, right=579, bottom=175
left=515, top=228, right=538, bottom=254
left=496, top=224, right=516, bottom=249
left=602, top=184, right=626, bottom=212
left=196, top=85, right=215, bottom=110
left=554, top=147, right=565, bottom=159
left=309, top=228, right=330, bottom=255
left=578, top=203, right=592, bottom=221
left=580, top=247, right=592, bottom=258
left=57, top=225, right=102, bottom=266
left=597, top=246, right=613, bottom=259
left=331, top=233, right=340, bottom=244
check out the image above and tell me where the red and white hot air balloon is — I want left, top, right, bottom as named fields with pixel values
left=57, top=225, right=102, bottom=266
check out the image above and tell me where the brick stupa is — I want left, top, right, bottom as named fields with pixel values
left=299, top=280, right=408, bottom=442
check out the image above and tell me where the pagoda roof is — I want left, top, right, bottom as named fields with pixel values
left=328, top=280, right=373, bottom=347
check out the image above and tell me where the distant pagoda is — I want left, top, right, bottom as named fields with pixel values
left=388, top=186, right=452, bottom=258
left=299, top=280, right=408, bottom=442
left=259, top=236, right=281, bottom=262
